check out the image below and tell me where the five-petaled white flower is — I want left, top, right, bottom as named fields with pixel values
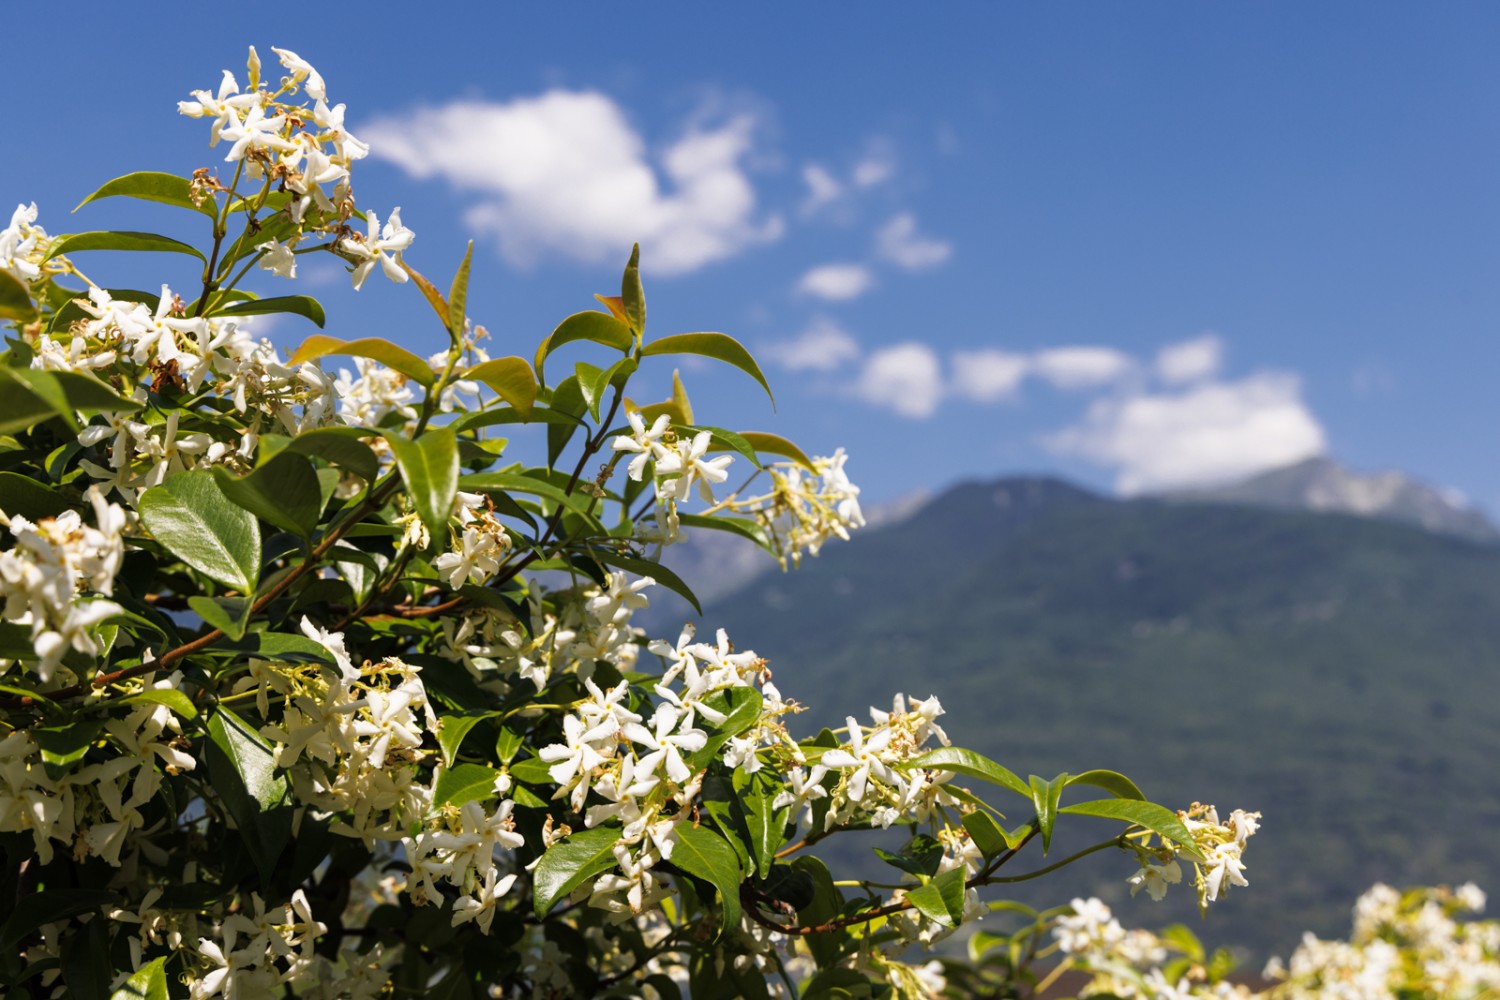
left=341, top=208, right=414, bottom=290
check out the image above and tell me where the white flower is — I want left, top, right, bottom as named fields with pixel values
left=341, top=208, right=413, bottom=290
left=271, top=47, right=327, bottom=102
left=611, top=411, right=672, bottom=481
left=1126, top=858, right=1183, bottom=901
left=178, top=70, right=259, bottom=147
left=256, top=239, right=298, bottom=279
left=654, top=430, right=733, bottom=505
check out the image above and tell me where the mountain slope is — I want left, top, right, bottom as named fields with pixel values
left=686, top=479, right=1500, bottom=960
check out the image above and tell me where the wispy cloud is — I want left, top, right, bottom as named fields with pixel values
left=1047, top=372, right=1326, bottom=494
left=950, top=349, right=1029, bottom=403
left=853, top=343, right=945, bottom=418
left=875, top=213, right=952, bottom=270
left=1155, top=333, right=1224, bottom=385
left=799, top=164, right=843, bottom=215
left=364, top=91, right=782, bottom=275
left=1031, top=346, right=1136, bottom=389
left=796, top=263, right=875, bottom=301
left=762, top=318, right=861, bottom=372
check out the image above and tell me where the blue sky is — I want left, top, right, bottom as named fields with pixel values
left=8, top=3, right=1499, bottom=510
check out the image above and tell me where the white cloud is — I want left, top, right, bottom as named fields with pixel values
left=875, top=213, right=952, bottom=270
left=1156, top=334, right=1224, bottom=384
left=364, top=91, right=782, bottom=275
left=1047, top=372, right=1327, bottom=494
left=800, top=164, right=842, bottom=215
left=1032, top=346, right=1136, bottom=389
left=852, top=151, right=895, bottom=188
left=763, top=318, right=861, bottom=372
left=854, top=343, right=944, bottom=418
left=797, top=262, right=875, bottom=301
left=950, top=349, right=1029, bottom=402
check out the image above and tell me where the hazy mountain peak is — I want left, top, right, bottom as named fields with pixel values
left=1169, top=456, right=1499, bottom=544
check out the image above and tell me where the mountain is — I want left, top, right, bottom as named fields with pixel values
left=1169, top=456, right=1499, bottom=544
left=677, top=475, right=1500, bottom=961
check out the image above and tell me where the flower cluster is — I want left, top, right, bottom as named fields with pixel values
left=0, top=487, right=127, bottom=681
left=736, top=448, right=867, bottom=569
left=0, top=201, right=50, bottom=285
left=189, top=890, right=326, bottom=1000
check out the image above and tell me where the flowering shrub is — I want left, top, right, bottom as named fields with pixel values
left=0, top=47, right=1256, bottom=999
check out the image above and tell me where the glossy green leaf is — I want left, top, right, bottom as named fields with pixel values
left=75, top=170, right=217, bottom=219
left=432, top=763, right=501, bottom=810
left=671, top=823, right=743, bottom=934
left=288, top=335, right=436, bottom=387
left=575, top=361, right=608, bottom=422
left=688, top=425, right=762, bottom=469
left=1067, top=769, right=1146, bottom=800
left=641, top=332, right=773, bottom=406
left=465, top=356, right=538, bottom=417
left=279, top=426, right=381, bottom=484
left=899, top=746, right=1031, bottom=798
left=962, top=810, right=1014, bottom=858
left=187, top=594, right=251, bottom=640
left=532, top=825, right=624, bottom=917
left=448, top=240, right=473, bottom=335
left=218, top=631, right=336, bottom=664
left=215, top=294, right=326, bottom=328
left=43, top=230, right=206, bottom=263
left=874, top=834, right=944, bottom=878
left=0, top=268, right=36, bottom=321
left=205, top=707, right=291, bottom=880
left=688, top=687, right=762, bottom=770
left=461, top=471, right=605, bottom=532
left=533, top=310, right=633, bottom=386
left=0, top=472, right=74, bottom=521
left=0, top=366, right=141, bottom=434
left=214, top=449, right=322, bottom=537
left=545, top=376, right=588, bottom=465
left=139, top=470, right=261, bottom=592
left=1058, top=799, right=1206, bottom=861
left=33, top=719, right=102, bottom=779
left=400, top=259, right=449, bottom=329
left=737, top=431, right=816, bottom=471
left=621, top=243, right=646, bottom=335
left=676, top=513, right=772, bottom=548
left=116, top=686, right=198, bottom=720
left=1030, top=773, right=1067, bottom=855
left=905, top=866, right=967, bottom=928
left=741, top=778, right=789, bottom=880
left=109, top=955, right=170, bottom=1000
left=387, top=427, right=459, bottom=542
left=437, top=711, right=498, bottom=767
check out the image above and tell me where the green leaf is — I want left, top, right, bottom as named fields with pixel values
left=448, top=240, right=473, bottom=336
left=1058, top=799, right=1206, bottom=861
left=1030, top=772, right=1067, bottom=855
left=641, top=333, right=774, bottom=407
left=688, top=687, right=763, bottom=770
left=109, top=955, right=170, bottom=1000
left=874, top=834, right=944, bottom=878
left=961, top=810, right=1014, bottom=858
left=688, top=425, right=762, bottom=469
left=670, top=823, right=743, bottom=934
left=533, top=310, right=633, bottom=386
left=737, top=431, right=816, bottom=470
left=116, top=686, right=198, bottom=720
left=400, top=259, right=450, bottom=330
left=205, top=707, right=291, bottom=882
left=465, top=356, right=538, bottom=417
left=278, top=426, right=380, bottom=484
left=214, top=450, right=323, bottom=538
left=33, top=719, right=103, bottom=780
left=622, top=243, right=646, bottom=335
left=574, top=362, right=608, bottom=422
left=0, top=472, right=75, bottom=521
left=43, top=230, right=206, bottom=263
left=75, top=171, right=217, bottom=219
left=187, top=594, right=251, bottom=640
left=789, top=856, right=842, bottom=968
left=139, top=470, right=261, bottom=592
left=0, top=269, right=36, bottom=322
left=1067, top=769, right=1146, bottom=800
left=432, top=763, right=501, bottom=810
left=460, top=471, right=605, bottom=533
left=0, top=367, right=141, bottom=435
left=387, top=428, right=459, bottom=543
left=545, top=376, right=589, bottom=465
left=437, top=711, right=497, bottom=767
left=899, top=746, right=1031, bottom=798
left=742, top=776, right=790, bottom=879
left=0, top=887, right=120, bottom=950
left=676, top=513, right=772, bottom=548
left=218, top=631, right=336, bottom=664
left=63, top=916, right=110, bottom=999
left=905, top=866, right=967, bottom=928
left=214, top=294, right=326, bottom=328
left=288, top=335, right=436, bottom=387
left=532, top=825, right=624, bottom=917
